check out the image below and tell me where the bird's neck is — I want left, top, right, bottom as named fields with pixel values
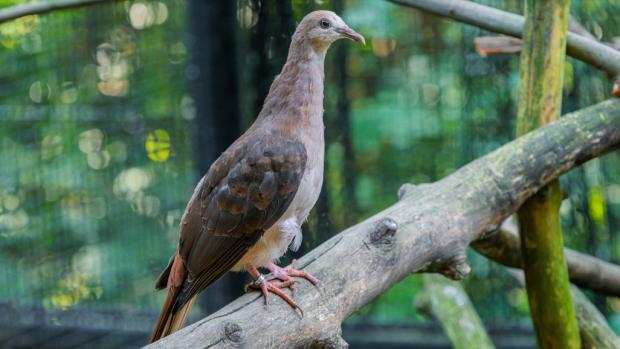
left=257, top=38, right=327, bottom=130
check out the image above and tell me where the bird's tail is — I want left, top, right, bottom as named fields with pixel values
left=150, top=290, right=196, bottom=342
left=150, top=253, right=196, bottom=343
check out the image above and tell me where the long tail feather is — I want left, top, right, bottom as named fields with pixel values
left=150, top=253, right=194, bottom=343
left=150, top=290, right=196, bottom=342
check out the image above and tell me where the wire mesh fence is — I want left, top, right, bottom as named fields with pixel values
left=0, top=0, right=619, bottom=347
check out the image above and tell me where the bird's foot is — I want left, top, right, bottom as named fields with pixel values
left=246, top=266, right=301, bottom=311
left=266, top=259, right=318, bottom=285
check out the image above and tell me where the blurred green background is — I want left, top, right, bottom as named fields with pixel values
left=0, top=0, right=619, bottom=348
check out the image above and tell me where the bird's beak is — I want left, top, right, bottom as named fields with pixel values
left=336, top=26, right=366, bottom=45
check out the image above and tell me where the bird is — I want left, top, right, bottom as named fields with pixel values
left=150, top=10, right=365, bottom=342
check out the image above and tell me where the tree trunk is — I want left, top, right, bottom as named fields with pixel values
left=249, top=0, right=295, bottom=120
left=515, top=0, right=580, bottom=347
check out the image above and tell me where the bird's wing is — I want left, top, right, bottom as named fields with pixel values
left=172, top=137, right=307, bottom=309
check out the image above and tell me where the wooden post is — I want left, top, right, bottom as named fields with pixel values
left=516, top=0, right=580, bottom=348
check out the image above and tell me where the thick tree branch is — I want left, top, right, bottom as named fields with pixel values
left=147, top=100, right=620, bottom=348
left=0, top=0, right=115, bottom=24
left=388, top=0, right=620, bottom=78
left=473, top=229, right=620, bottom=297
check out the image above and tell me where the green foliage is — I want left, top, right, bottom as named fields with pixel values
left=0, top=0, right=192, bottom=310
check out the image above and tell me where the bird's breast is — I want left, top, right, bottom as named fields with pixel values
left=288, top=121, right=324, bottom=223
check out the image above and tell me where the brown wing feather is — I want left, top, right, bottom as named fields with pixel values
left=168, top=137, right=307, bottom=311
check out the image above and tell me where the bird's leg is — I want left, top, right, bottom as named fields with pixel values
left=246, top=266, right=300, bottom=309
left=266, top=259, right=318, bottom=285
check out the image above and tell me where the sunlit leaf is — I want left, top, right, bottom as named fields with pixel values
left=145, top=129, right=171, bottom=162
left=588, top=186, right=606, bottom=224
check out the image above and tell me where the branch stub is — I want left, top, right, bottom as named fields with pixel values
left=369, top=218, right=398, bottom=250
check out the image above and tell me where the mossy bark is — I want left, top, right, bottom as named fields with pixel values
left=417, top=275, right=495, bottom=349
left=516, top=0, right=581, bottom=348
left=473, top=229, right=620, bottom=348
left=573, top=287, right=620, bottom=349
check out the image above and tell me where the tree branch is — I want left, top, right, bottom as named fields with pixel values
left=388, top=0, right=620, bottom=78
left=474, top=16, right=598, bottom=57
left=147, top=100, right=620, bottom=348
left=567, top=16, right=597, bottom=41
left=0, top=0, right=115, bottom=24
left=572, top=287, right=620, bottom=349
left=474, top=36, right=523, bottom=57
left=473, top=228, right=620, bottom=297
left=416, top=275, right=495, bottom=349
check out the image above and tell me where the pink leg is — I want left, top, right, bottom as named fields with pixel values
left=266, top=259, right=318, bottom=285
left=246, top=266, right=300, bottom=310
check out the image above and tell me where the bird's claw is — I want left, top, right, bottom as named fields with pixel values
left=266, top=259, right=318, bottom=285
left=246, top=277, right=300, bottom=309
left=245, top=262, right=316, bottom=315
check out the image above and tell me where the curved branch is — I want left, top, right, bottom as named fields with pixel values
left=389, top=0, right=620, bottom=77
left=0, top=0, right=115, bottom=24
left=147, top=99, right=620, bottom=348
left=472, top=228, right=620, bottom=297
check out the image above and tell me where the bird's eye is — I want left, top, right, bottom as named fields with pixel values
left=319, top=19, right=330, bottom=29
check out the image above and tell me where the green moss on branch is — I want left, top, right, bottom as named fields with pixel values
left=417, top=275, right=495, bottom=349
left=516, top=0, right=580, bottom=347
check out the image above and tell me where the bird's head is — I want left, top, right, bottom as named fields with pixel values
left=295, top=10, right=365, bottom=52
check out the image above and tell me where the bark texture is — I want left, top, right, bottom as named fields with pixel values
left=146, top=99, right=620, bottom=349
left=416, top=275, right=495, bottom=349
left=573, top=287, right=620, bottom=349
